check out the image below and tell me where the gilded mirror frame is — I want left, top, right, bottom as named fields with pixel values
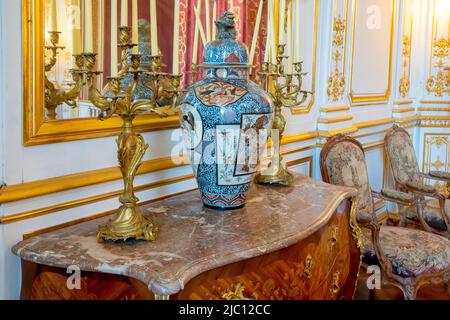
left=22, top=0, right=179, bottom=146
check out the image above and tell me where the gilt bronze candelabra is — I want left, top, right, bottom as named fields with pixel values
left=44, top=31, right=84, bottom=120
left=84, top=27, right=181, bottom=242
left=255, top=44, right=311, bottom=186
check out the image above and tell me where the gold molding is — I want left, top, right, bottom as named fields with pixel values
left=280, top=132, right=318, bottom=144
left=291, top=0, right=319, bottom=114
left=2, top=154, right=316, bottom=225
left=0, top=156, right=187, bottom=204
left=393, top=100, right=413, bottom=105
left=349, top=0, right=395, bottom=104
left=1, top=132, right=317, bottom=205
left=398, top=3, right=413, bottom=99
left=317, top=115, right=353, bottom=124
left=418, top=107, right=450, bottom=112
left=319, top=106, right=351, bottom=113
left=22, top=0, right=179, bottom=146
left=286, top=156, right=314, bottom=177
left=354, top=118, right=393, bottom=129
left=392, top=107, right=415, bottom=113
left=0, top=175, right=195, bottom=225
left=420, top=100, right=450, bottom=105
left=317, top=125, right=358, bottom=138
left=364, top=142, right=384, bottom=152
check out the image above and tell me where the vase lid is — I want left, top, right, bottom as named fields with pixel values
left=200, top=11, right=249, bottom=68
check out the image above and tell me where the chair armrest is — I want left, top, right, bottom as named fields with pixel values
left=375, top=189, right=416, bottom=205
left=427, top=171, right=450, bottom=181
left=404, top=181, right=445, bottom=199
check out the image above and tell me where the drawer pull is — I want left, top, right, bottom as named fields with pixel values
left=221, top=283, right=256, bottom=300
left=330, top=226, right=339, bottom=248
left=304, top=255, right=313, bottom=279
left=329, top=271, right=341, bottom=298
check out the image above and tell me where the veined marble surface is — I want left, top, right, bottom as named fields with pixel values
left=12, top=174, right=357, bottom=296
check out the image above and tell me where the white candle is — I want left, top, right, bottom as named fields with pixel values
left=120, top=0, right=128, bottom=27
left=293, top=0, right=301, bottom=62
left=249, top=0, right=264, bottom=66
left=270, top=0, right=276, bottom=64
left=205, top=0, right=211, bottom=42
left=111, top=0, right=118, bottom=76
left=212, top=0, right=217, bottom=39
left=71, top=0, right=82, bottom=55
left=173, top=0, right=180, bottom=74
left=132, top=0, right=138, bottom=54
left=278, top=0, right=285, bottom=45
left=286, top=2, right=293, bottom=73
left=192, top=0, right=201, bottom=64
left=194, top=3, right=207, bottom=46
left=49, top=0, right=58, bottom=31
left=264, top=0, right=271, bottom=63
left=229, top=0, right=234, bottom=12
left=150, top=0, right=159, bottom=55
left=84, top=0, right=93, bottom=53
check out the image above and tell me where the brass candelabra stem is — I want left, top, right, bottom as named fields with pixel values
left=255, top=44, right=311, bottom=186
left=44, top=31, right=84, bottom=120
left=85, top=27, right=180, bottom=242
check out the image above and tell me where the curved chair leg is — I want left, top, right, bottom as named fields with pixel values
left=401, top=283, right=418, bottom=300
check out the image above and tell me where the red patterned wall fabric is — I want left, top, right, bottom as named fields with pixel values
left=102, top=0, right=267, bottom=88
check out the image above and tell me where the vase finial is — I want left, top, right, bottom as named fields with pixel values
left=215, top=11, right=237, bottom=40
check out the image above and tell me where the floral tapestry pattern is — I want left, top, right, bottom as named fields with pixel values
left=325, top=142, right=373, bottom=223
left=385, top=130, right=421, bottom=185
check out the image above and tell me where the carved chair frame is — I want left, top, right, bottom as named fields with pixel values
left=320, top=134, right=450, bottom=300
left=384, top=125, right=450, bottom=238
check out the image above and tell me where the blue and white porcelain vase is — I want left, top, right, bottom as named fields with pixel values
left=178, top=12, right=274, bottom=210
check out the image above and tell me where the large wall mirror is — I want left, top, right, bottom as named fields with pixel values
left=23, top=0, right=318, bottom=146
left=24, top=0, right=180, bottom=146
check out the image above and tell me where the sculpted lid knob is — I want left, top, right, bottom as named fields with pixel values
left=216, top=11, right=238, bottom=40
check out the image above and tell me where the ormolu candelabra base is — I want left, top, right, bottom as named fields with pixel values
left=255, top=171, right=293, bottom=187
left=97, top=204, right=158, bottom=242
left=254, top=163, right=294, bottom=187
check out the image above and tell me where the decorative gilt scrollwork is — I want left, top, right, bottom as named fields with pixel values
left=423, top=135, right=450, bottom=198
left=349, top=197, right=363, bottom=250
left=304, top=255, right=314, bottom=279
left=329, top=271, right=341, bottom=298
left=44, top=31, right=84, bottom=120
left=221, top=283, right=256, bottom=300
left=327, top=16, right=346, bottom=102
left=399, top=36, right=411, bottom=98
left=426, top=37, right=450, bottom=97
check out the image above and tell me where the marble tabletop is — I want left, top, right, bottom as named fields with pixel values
left=12, top=174, right=357, bottom=296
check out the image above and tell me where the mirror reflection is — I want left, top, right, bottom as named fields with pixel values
left=44, top=0, right=178, bottom=120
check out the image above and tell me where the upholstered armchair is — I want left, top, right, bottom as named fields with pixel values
left=320, top=134, right=450, bottom=300
left=385, top=125, right=450, bottom=237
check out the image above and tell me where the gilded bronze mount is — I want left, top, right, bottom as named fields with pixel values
left=255, top=44, right=311, bottom=186
left=84, top=26, right=181, bottom=242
